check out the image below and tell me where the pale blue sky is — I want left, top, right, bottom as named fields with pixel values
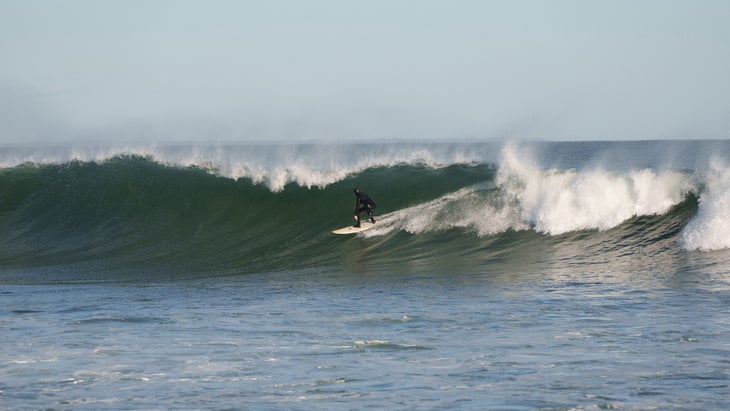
left=2, top=0, right=729, bottom=142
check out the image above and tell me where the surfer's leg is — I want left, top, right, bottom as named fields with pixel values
left=367, top=205, right=375, bottom=223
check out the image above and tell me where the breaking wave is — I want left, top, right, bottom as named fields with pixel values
left=0, top=140, right=728, bottom=283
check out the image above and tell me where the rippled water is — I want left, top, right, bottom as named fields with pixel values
left=3, top=264, right=729, bottom=410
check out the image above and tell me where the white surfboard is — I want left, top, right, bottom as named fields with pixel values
left=332, top=221, right=375, bottom=235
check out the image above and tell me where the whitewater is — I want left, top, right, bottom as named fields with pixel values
left=1, top=139, right=729, bottom=410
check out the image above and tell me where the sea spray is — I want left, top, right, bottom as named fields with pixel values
left=496, top=143, right=696, bottom=235
left=680, top=159, right=730, bottom=251
left=363, top=183, right=522, bottom=237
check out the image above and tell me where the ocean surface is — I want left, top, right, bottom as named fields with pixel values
left=1, top=140, right=729, bottom=410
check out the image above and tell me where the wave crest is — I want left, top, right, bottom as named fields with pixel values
left=0, top=142, right=498, bottom=192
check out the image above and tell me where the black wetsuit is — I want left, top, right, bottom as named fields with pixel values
left=354, top=191, right=376, bottom=226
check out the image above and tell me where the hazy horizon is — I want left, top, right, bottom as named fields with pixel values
left=2, top=0, right=729, bottom=143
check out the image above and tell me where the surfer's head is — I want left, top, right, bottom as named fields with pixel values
left=353, top=187, right=360, bottom=196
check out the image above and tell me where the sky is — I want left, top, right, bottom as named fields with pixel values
left=1, top=0, right=730, bottom=143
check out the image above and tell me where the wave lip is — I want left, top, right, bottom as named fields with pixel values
left=0, top=142, right=499, bottom=192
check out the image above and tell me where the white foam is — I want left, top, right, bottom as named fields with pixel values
left=497, top=144, right=695, bottom=235
left=680, top=159, right=730, bottom=251
left=368, top=144, right=695, bottom=237
left=354, top=143, right=702, bottom=238
left=363, top=182, right=525, bottom=238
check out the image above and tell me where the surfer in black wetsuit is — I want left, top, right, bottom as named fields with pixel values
left=353, top=187, right=376, bottom=227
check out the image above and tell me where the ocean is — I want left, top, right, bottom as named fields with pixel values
left=1, top=140, right=729, bottom=410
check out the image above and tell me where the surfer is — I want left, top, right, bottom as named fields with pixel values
left=353, top=187, right=376, bottom=227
